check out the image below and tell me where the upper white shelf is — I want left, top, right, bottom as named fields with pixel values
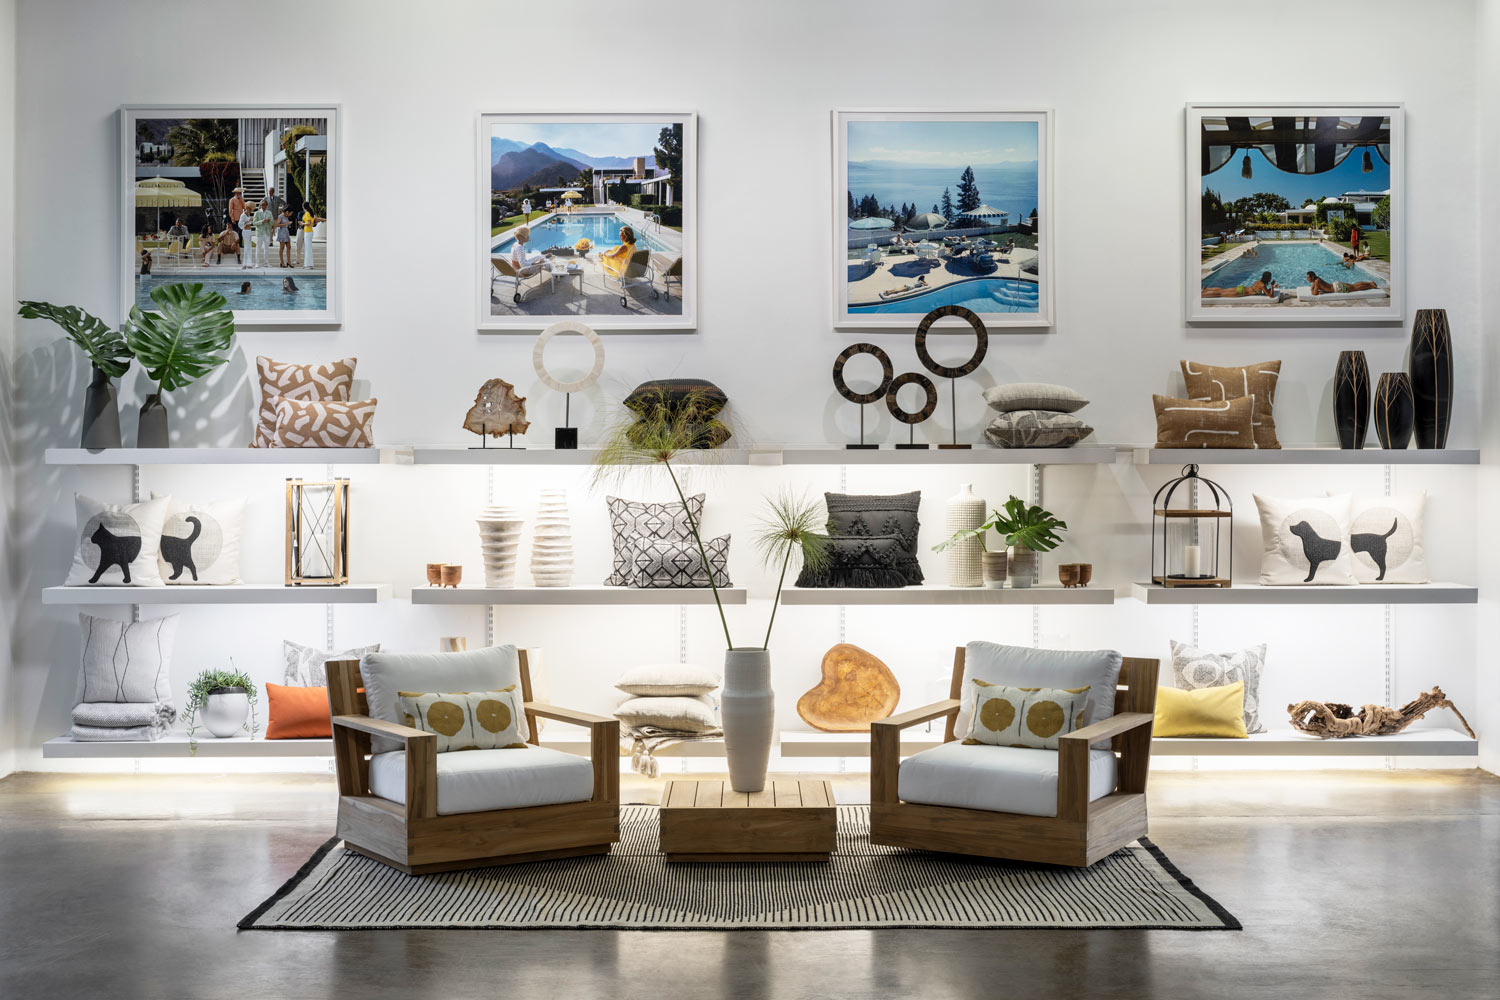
left=44, top=447, right=400, bottom=465
left=1135, top=447, right=1479, bottom=465
left=773, top=447, right=1119, bottom=466
left=410, top=585, right=748, bottom=606
left=407, top=446, right=754, bottom=466
left=42, top=584, right=392, bottom=605
left=1129, top=582, right=1477, bottom=605
left=41, top=732, right=333, bottom=758
left=779, top=585, right=1113, bottom=606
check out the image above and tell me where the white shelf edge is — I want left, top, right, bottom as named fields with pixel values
left=410, top=585, right=748, bottom=606
left=1134, top=447, right=1479, bottom=466
left=780, top=585, right=1114, bottom=606
left=44, top=447, right=403, bottom=466
left=407, top=446, right=753, bottom=466
left=775, top=446, right=1120, bottom=466
left=42, top=584, right=392, bottom=605
left=42, top=733, right=333, bottom=758
left=1129, top=582, right=1477, bottom=605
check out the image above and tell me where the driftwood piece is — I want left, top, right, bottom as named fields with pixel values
left=796, top=643, right=901, bottom=732
left=1287, top=686, right=1476, bottom=739
left=463, top=378, right=530, bottom=437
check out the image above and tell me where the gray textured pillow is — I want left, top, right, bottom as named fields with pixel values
left=283, top=640, right=382, bottom=686
left=1170, top=640, right=1266, bottom=733
left=625, top=534, right=731, bottom=588
left=80, top=612, right=178, bottom=704
left=984, top=410, right=1094, bottom=448
left=983, top=383, right=1089, bottom=413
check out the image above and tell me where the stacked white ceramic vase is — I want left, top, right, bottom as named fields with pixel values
left=944, top=484, right=987, bottom=587
left=476, top=505, right=525, bottom=587
left=530, top=489, right=574, bottom=587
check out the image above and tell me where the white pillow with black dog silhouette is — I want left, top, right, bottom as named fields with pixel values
left=153, top=494, right=246, bottom=586
left=65, top=493, right=170, bottom=587
left=1342, top=493, right=1428, bottom=585
left=1253, top=494, right=1355, bottom=586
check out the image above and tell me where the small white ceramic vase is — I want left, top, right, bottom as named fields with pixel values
left=530, top=489, right=574, bottom=587
left=477, top=505, right=525, bottom=588
left=202, top=688, right=250, bottom=738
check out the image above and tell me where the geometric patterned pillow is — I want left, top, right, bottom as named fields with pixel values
left=395, top=686, right=528, bottom=753
left=283, top=640, right=382, bottom=687
left=961, top=679, right=1092, bottom=750
left=272, top=397, right=378, bottom=447
left=605, top=494, right=705, bottom=586
left=624, top=534, right=731, bottom=588
left=1169, top=640, right=1266, bottom=733
left=983, top=410, right=1094, bottom=448
left=252, top=356, right=356, bottom=447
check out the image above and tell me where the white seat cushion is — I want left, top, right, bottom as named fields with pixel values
left=368, top=746, right=593, bottom=816
left=897, top=740, right=1118, bottom=818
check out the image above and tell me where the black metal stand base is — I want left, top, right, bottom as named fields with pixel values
left=846, top=443, right=879, bottom=450
left=938, top=443, right=972, bottom=450
left=554, top=427, right=579, bottom=449
left=895, top=443, right=930, bottom=450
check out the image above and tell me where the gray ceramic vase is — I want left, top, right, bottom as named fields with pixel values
left=137, top=393, right=168, bottom=448
left=81, top=364, right=122, bottom=449
left=721, top=648, right=774, bottom=793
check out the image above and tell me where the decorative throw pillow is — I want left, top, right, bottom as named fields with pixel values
left=79, top=612, right=178, bottom=703
left=624, top=378, right=731, bottom=449
left=625, top=534, right=731, bottom=588
left=272, top=397, right=378, bottom=447
left=614, top=695, right=719, bottom=733
left=152, top=494, right=245, bottom=585
left=1169, top=640, right=1266, bottom=733
left=361, top=645, right=525, bottom=754
left=1254, top=493, right=1356, bottom=585
left=961, top=679, right=1092, bottom=750
left=605, top=494, right=705, bottom=586
left=1154, top=682, right=1248, bottom=739
left=283, top=640, right=382, bottom=686
left=1152, top=394, right=1254, bottom=448
left=265, top=683, right=333, bottom=739
left=252, top=356, right=356, bottom=448
left=396, top=686, right=528, bottom=752
left=1180, top=360, right=1282, bottom=449
left=1344, top=493, right=1428, bottom=584
left=982, top=383, right=1089, bottom=414
left=65, top=493, right=171, bottom=587
left=984, top=410, right=1094, bottom=448
left=956, top=642, right=1122, bottom=737
left=796, top=534, right=913, bottom=588
left=615, top=663, right=721, bottom=697
left=820, top=491, right=923, bottom=585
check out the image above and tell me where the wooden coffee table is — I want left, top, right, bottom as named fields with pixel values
left=659, top=779, right=837, bottom=862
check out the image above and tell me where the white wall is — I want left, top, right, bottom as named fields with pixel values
left=6, top=0, right=1491, bottom=770
left=0, top=0, right=15, bottom=778
left=1476, top=0, right=1500, bottom=776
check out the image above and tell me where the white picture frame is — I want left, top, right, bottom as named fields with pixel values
left=831, top=109, right=1053, bottom=331
left=120, top=104, right=342, bottom=327
left=476, top=111, right=697, bottom=332
left=1185, top=102, right=1404, bottom=325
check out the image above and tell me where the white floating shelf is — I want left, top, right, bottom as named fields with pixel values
left=410, top=585, right=748, bottom=606
left=780, top=730, right=943, bottom=757
left=779, top=585, right=1114, bottom=606
left=44, top=447, right=401, bottom=465
left=43, top=584, right=391, bottom=605
left=42, top=732, right=333, bottom=758
left=1151, top=727, right=1476, bottom=757
left=1135, top=447, right=1479, bottom=465
left=408, top=446, right=753, bottom=466
left=774, top=447, right=1119, bottom=466
left=539, top=724, right=725, bottom=758
left=1129, top=582, right=1476, bottom=605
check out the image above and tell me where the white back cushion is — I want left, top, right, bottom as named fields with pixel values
left=956, top=642, right=1122, bottom=736
left=360, top=645, right=524, bottom=753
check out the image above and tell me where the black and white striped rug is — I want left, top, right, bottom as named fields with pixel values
left=240, top=806, right=1238, bottom=930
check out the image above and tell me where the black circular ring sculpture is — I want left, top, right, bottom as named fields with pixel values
left=914, top=305, right=989, bottom=379
left=832, top=342, right=895, bottom=404
left=885, top=371, right=938, bottom=424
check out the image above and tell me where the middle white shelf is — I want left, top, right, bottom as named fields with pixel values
left=42, top=584, right=393, bottom=605
left=410, top=585, right=748, bottom=606
left=779, top=585, right=1113, bottom=606
left=1129, top=582, right=1478, bottom=605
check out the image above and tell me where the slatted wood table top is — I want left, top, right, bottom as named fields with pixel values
left=659, top=779, right=837, bottom=862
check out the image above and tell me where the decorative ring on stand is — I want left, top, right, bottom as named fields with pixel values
left=832, top=342, right=894, bottom=405
left=885, top=371, right=938, bottom=424
left=532, top=320, right=605, bottom=393
left=914, top=305, right=989, bottom=379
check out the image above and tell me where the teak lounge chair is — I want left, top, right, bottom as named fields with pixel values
left=870, top=643, right=1158, bottom=868
left=602, top=247, right=653, bottom=306
left=326, top=646, right=620, bottom=874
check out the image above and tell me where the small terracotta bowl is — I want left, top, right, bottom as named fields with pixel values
left=1058, top=563, right=1080, bottom=588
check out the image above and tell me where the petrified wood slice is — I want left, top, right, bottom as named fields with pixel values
left=464, top=378, right=530, bottom=437
left=796, top=643, right=901, bottom=733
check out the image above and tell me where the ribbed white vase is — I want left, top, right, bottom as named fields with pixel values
left=944, top=483, right=986, bottom=587
left=476, top=505, right=524, bottom=588
left=530, top=489, right=574, bottom=587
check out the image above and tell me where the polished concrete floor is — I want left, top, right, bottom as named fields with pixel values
left=0, top=768, right=1496, bottom=999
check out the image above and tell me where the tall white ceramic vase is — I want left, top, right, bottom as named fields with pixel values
left=530, top=489, right=574, bottom=587
left=721, top=648, right=774, bottom=793
left=945, top=483, right=986, bottom=587
left=477, top=505, right=525, bottom=588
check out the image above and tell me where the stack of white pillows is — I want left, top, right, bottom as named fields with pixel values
left=612, top=664, right=722, bottom=777
left=980, top=383, right=1093, bottom=448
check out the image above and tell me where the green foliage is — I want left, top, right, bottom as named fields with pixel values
left=167, top=119, right=237, bottom=166
left=934, top=495, right=1068, bottom=554
left=1327, top=216, right=1359, bottom=242
left=956, top=165, right=981, bottom=213
left=1373, top=195, right=1391, bottom=229
left=281, top=125, right=327, bottom=215
left=16, top=300, right=132, bottom=378
left=183, top=665, right=259, bottom=752
left=754, top=492, right=830, bottom=649
left=653, top=123, right=683, bottom=187
left=941, top=187, right=954, bottom=221
left=123, top=283, right=235, bottom=393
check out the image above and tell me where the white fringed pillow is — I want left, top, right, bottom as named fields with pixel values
left=615, top=664, right=721, bottom=697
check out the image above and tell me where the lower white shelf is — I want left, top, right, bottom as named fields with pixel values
left=780, top=585, right=1112, bottom=606
left=42, top=584, right=392, bottom=605
left=42, top=733, right=333, bottom=758
left=410, top=585, right=748, bottom=606
left=1129, top=582, right=1478, bottom=605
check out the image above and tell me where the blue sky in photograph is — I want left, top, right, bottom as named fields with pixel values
left=1204, top=147, right=1390, bottom=204
left=488, top=122, right=667, bottom=159
left=848, top=120, right=1037, bottom=166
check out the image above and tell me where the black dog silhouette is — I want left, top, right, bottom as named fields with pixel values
left=1350, top=518, right=1399, bottom=581
left=88, top=522, right=142, bottom=584
left=160, top=515, right=202, bottom=582
left=1289, top=520, right=1342, bottom=583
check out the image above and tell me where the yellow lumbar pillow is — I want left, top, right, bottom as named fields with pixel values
left=1154, top=681, right=1248, bottom=738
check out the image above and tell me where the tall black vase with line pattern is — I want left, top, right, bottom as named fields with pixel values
left=1410, top=308, right=1453, bottom=449
left=1373, top=372, right=1413, bottom=450
left=1333, top=351, right=1370, bottom=449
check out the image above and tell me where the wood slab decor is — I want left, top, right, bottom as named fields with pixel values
left=463, top=378, right=530, bottom=438
left=796, top=643, right=901, bottom=732
left=1287, top=686, right=1476, bottom=738
left=658, top=778, right=836, bottom=862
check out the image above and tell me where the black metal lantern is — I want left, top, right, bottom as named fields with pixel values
left=1151, top=464, right=1232, bottom=588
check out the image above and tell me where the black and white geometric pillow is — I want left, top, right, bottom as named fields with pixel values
left=154, top=495, right=246, bottom=586
left=1169, top=639, right=1267, bottom=733
left=624, top=534, right=731, bottom=588
left=605, top=494, right=705, bottom=586
left=283, top=640, right=383, bottom=686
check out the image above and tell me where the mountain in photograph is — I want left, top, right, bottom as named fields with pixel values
left=490, top=137, right=658, bottom=191
left=551, top=147, right=657, bottom=171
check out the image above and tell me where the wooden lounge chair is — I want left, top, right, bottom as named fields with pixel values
left=491, top=255, right=552, bottom=305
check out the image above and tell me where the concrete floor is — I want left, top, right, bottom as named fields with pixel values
left=0, top=768, right=1496, bottom=999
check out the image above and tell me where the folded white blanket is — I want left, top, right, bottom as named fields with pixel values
left=71, top=702, right=177, bottom=728
left=70, top=721, right=170, bottom=742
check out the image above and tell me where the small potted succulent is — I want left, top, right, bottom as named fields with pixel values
left=935, top=495, right=1068, bottom=589
left=16, top=300, right=133, bottom=448
left=183, top=665, right=259, bottom=752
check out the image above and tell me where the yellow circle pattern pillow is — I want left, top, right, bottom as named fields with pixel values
left=396, top=685, right=529, bottom=753
left=962, top=679, right=1092, bottom=750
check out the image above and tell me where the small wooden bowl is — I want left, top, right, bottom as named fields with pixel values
left=425, top=562, right=444, bottom=586
left=440, top=564, right=463, bottom=588
left=1057, top=563, right=1080, bottom=588
left=1076, top=563, right=1093, bottom=587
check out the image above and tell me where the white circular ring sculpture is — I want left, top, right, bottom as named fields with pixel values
left=532, top=320, right=605, bottom=393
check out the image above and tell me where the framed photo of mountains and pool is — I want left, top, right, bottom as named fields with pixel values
left=120, top=105, right=341, bottom=327
left=1186, top=103, right=1404, bottom=325
left=477, top=112, right=697, bottom=332
left=832, top=110, right=1053, bottom=330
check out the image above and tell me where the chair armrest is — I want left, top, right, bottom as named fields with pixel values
left=1056, top=713, right=1155, bottom=822
left=331, top=715, right=437, bottom=820
left=1057, top=712, right=1154, bottom=748
left=332, top=714, right=431, bottom=743
left=871, top=698, right=961, bottom=733
left=524, top=702, right=620, bottom=806
left=524, top=702, right=615, bottom=728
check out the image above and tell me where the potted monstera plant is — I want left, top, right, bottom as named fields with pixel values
left=16, top=300, right=133, bottom=448
left=122, top=282, right=236, bottom=447
left=935, top=494, right=1067, bottom=590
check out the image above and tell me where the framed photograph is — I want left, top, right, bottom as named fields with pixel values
left=477, top=112, right=696, bottom=332
left=832, top=110, right=1052, bottom=330
left=1186, top=103, right=1403, bottom=324
left=120, top=105, right=341, bottom=326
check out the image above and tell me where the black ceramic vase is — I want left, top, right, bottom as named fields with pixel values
left=137, top=393, right=169, bottom=448
left=1333, top=350, right=1370, bottom=449
left=1373, top=372, right=1414, bottom=450
left=1410, top=308, right=1453, bottom=449
left=81, top=364, right=122, bottom=449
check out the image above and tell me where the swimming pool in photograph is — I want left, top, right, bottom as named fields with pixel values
left=850, top=277, right=1040, bottom=314
left=1202, top=243, right=1384, bottom=291
left=136, top=274, right=326, bottom=311
left=491, top=214, right=671, bottom=255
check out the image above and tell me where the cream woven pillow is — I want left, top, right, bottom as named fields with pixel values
left=962, top=679, right=1091, bottom=750
left=395, top=686, right=528, bottom=752
left=615, top=664, right=721, bottom=697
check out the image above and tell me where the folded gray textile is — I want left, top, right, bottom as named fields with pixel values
left=625, top=725, right=724, bottom=776
left=70, top=721, right=170, bottom=742
left=71, top=702, right=177, bottom=728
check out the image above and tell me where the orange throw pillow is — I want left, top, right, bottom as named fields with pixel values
left=265, top=683, right=333, bottom=739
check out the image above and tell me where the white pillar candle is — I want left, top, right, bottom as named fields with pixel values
left=1183, top=544, right=1202, bottom=578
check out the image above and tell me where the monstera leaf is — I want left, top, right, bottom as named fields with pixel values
left=16, top=300, right=133, bottom=378
left=123, top=283, right=235, bottom=393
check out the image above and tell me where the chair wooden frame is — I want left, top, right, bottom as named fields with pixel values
left=325, top=651, right=620, bottom=875
left=870, top=647, right=1159, bottom=868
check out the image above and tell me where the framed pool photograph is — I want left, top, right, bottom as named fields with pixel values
left=120, top=104, right=341, bottom=327
left=1186, top=102, right=1403, bottom=324
left=476, top=112, right=697, bottom=332
left=832, top=110, right=1053, bottom=330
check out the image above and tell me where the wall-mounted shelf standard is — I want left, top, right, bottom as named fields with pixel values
left=1134, top=447, right=1480, bottom=466
left=774, top=447, right=1120, bottom=466
left=779, top=585, right=1114, bottom=606
left=410, top=585, right=748, bottom=606
left=44, top=447, right=400, bottom=466
left=41, top=733, right=333, bottom=758
left=1129, top=582, right=1477, bottom=605
left=1151, top=727, right=1477, bottom=757
left=42, top=584, right=392, bottom=606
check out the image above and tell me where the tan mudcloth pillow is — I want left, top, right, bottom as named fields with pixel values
left=396, top=686, right=528, bottom=752
left=252, top=356, right=357, bottom=447
left=1180, top=360, right=1282, bottom=449
left=1152, top=394, right=1254, bottom=448
left=273, top=397, right=378, bottom=447
left=962, top=679, right=1092, bottom=750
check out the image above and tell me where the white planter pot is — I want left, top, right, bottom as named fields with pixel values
left=944, top=483, right=986, bottom=587
left=721, top=648, right=774, bottom=793
left=202, top=688, right=250, bottom=738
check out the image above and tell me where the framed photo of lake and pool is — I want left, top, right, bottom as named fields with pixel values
left=477, top=112, right=697, bottom=332
left=832, top=110, right=1053, bottom=330
left=1186, top=103, right=1404, bottom=325
left=120, top=105, right=341, bottom=327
